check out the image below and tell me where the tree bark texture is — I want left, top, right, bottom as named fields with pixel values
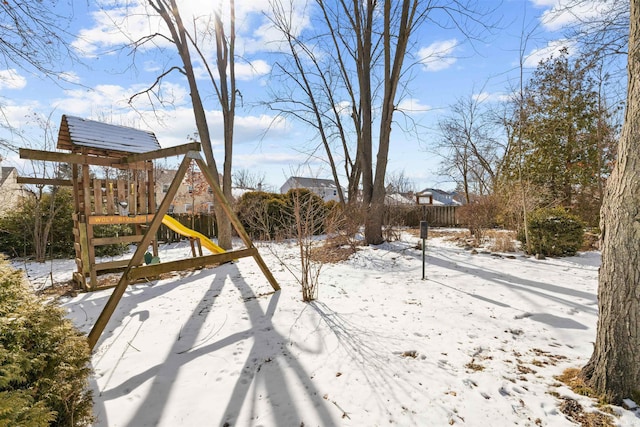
left=581, top=0, right=640, bottom=404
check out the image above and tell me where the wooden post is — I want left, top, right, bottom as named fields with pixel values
left=147, top=163, right=158, bottom=256
left=93, top=179, right=103, bottom=214
left=82, top=163, right=97, bottom=290
left=106, top=181, right=115, bottom=215
left=87, top=155, right=192, bottom=350
left=194, top=154, right=280, bottom=291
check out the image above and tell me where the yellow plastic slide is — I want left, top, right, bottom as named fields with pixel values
left=161, top=215, right=225, bottom=254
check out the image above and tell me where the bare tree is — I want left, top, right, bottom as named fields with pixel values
left=232, top=168, right=265, bottom=190
left=0, top=0, right=78, bottom=77
left=385, top=169, right=415, bottom=194
left=0, top=0, right=81, bottom=152
left=437, top=91, right=503, bottom=201
left=269, top=0, right=492, bottom=245
left=580, top=0, right=640, bottom=404
left=16, top=112, right=70, bottom=262
left=266, top=0, right=356, bottom=206
left=133, top=0, right=236, bottom=249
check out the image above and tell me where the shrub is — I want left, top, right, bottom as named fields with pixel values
left=518, top=207, right=584, bottom=256
left=283, top=188, right=327, bottom=237
left=0, top=189, right=75, bottom=259
left=236, top=190, right=328, bottom=240
left=0, top=258, right=93, bottom=426
left=235, top=191, right=288, bottom=240
left=457, top=195, right=500, bottom=242
left=93, top=224, right=133, bottom=257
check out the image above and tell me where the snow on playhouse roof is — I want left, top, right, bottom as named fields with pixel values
left=57, top=115, right=161, bottom=155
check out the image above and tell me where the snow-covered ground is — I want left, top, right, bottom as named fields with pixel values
left=15, top=232, right=640, bottom=426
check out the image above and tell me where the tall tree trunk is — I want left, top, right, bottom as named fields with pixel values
left=581, top=0, right=640, bottom=404
left=150, top=0, right=230, bottom=248
left=214, top=1, right=235, bottom=250
left=364, top=0, right=415, bottom=245
left=356, top=0, right=374, bottom=208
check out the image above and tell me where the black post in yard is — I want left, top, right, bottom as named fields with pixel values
left=420, top=221, right=428, bottom=280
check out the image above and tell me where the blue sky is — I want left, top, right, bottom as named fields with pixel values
left=0, top=0, right=619, bottom=191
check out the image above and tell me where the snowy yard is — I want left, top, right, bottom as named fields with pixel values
left=17, top=231, right=640, bottom=426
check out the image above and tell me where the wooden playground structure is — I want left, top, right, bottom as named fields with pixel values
left=19, top=115, right=280, bottom=350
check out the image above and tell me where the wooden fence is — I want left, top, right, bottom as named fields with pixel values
left=157, top=213, right=217, bottom=242
left=158, top=204, right=458, bottom=244
left=384, top=205, right=459, bottom=227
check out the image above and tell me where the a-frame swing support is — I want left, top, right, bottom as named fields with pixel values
left=87, top=150, right=280, bottom=350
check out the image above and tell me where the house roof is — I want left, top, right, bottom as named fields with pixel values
left=285, top=176, right=337, bottom=189
left=57, top=115, right=161, bottom=155
left=418, top=188, right=455, bottom=197
left=417, top=187, right=462, bottom=206
left=0, top=167, right=16, bottom=187
left=385, top=192, right=415, bottom=205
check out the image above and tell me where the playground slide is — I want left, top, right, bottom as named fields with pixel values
left=161, top=215, right=225, bottom=254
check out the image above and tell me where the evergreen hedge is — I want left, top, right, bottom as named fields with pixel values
left=0, top=259, right=93, bottom=426
left=235, top=189, right=327, bottom=240
left=0, top=188, right=130, bottom=260
left=519, top=207, right=584, bottom=256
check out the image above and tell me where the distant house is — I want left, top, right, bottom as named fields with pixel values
left=280, top=176, right=340, bottom=202
left=155, top=168, right=218, bottom=214
left=155, top=168, right=252, bottom=214
left=0, top=162, right=24, bottom=214
left=416, top=188, right=462, bottom=206
left=385, top=192, right=415, bottom=206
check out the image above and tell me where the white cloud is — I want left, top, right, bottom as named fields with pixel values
left=235, top=152, right=305, bottom=169
left=235, top=60, right=271, bottom=80
left=417, top=39, right=459, bottom=72
left=533, top=0, right=615, bottom=32
left=143, top=61, right=162, bottom=73
left=59, top=71, right=82, bottom=84
left=0, top=101, right=42, bottom=129
left=0, top=69, right=27, bottom=90
left=524, top=38, right=576, bottom=68
left=397, top=98, right=431, bottom=113
left=72, top=3, right=161, bottom=57
left=472, top=91, right=510, bottom=103
left=74, top=1, right=283, bottom=86
left=240, top=0, right=311, bottom=54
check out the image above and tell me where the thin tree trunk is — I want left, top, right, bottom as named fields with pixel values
left=581, top=0, right=640, bottom=404
left=150, top=0, right=230, bottom=248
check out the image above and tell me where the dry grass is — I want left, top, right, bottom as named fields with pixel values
left=406, top=228, right=469, bottom=241
left=310, top=235, right=360, bottom=264
left=408, top=227, right=520, bottom=253
left=35, top=280, right=78, bottom=298
left=485, top=230, right=517, bottom=252
left=553, top=368, right=616, bottom=427
left=556, top=368, right=599, bottom=398
left=465, top=359, right=485, bottom=372
left=581, top=231, right=601, bottom=251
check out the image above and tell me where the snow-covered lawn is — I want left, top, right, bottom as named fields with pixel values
left=16, top=232, right=640, bottom=426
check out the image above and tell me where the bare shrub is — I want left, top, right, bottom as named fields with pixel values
left=383, top=205, right=406, bottom=242
left=495, top=181, right=552, bottom=232
left=273, top=189, right=327, bottom=302
left=486, top=230, right=517, bottom=252
left=456, top=194, right=500, bottom=243
left=324, top=202, right=363, bottom=250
